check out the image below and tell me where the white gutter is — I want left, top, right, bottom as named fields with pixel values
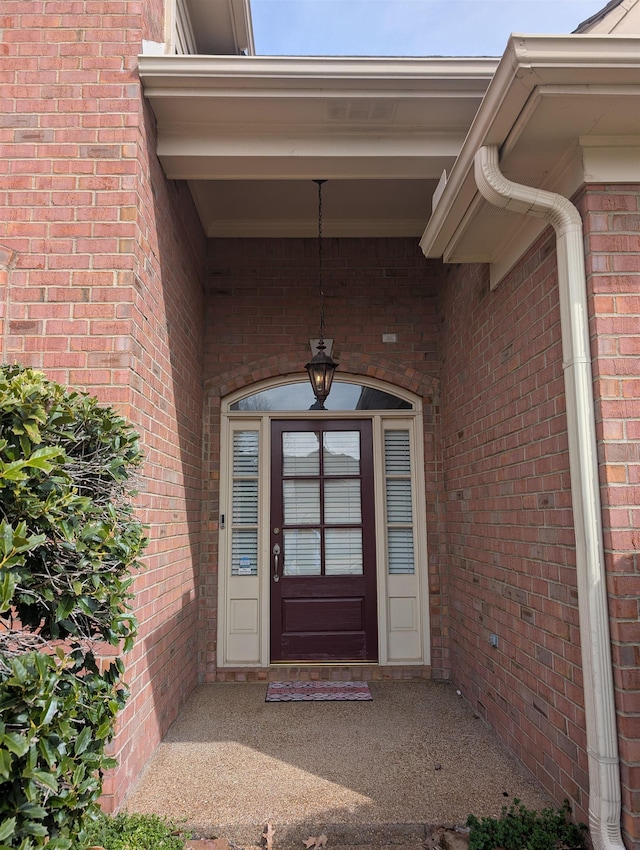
left=474, top=145, right=624, bottom=850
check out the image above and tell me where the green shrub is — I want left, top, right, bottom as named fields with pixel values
left=467, top=798, right=588, bottom=850
left=0, top=365, right=146, bottom=849
left=0, top=649, right=126, bottom=848
left=71, top=811, right=190, bottom=850
left=0, top=364, right=144, bottom=646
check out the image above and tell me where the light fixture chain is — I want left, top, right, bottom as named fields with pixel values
left=315, top=179, right=326, bottom=343
left=305, top=178, right=337, bottom=410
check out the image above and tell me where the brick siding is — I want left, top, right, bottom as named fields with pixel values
left=580, top=184, right=640, bottom=847
left=0, top=0, right=206, bottom=810
left=437, top=234, right=591, bottom=821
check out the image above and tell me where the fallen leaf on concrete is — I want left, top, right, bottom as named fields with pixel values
left=185, top=840, right=231, bottom=850
left=262, top=822, right=275, bottom=849
left=303, top=836, right=328, bottom=849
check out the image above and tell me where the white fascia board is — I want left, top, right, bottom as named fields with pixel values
left=420, top=34, right=640, bottom=259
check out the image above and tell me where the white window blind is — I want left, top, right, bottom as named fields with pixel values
left=323, top=431, right=361, bottom=476
left=324, top=480, right=362, bottom=524
left=283, top=528, right=321, bottom=576
left=282, top=432, right=319, bottom=476
left=283, top=480, right=320, bottom=525
left=231, top=431, right=259, bottom=576
left=384, top=430, right=415, bottom=575
left=325, top=528, right=363, bottom=575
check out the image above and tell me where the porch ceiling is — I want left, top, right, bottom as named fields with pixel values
left=138, top=55, right=497, bottom=236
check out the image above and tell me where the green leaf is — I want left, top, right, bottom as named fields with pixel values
left=23, top=821, right=48, bottom=837
left=72, top=763, right=85, bottom=786
left=74, top=726, right=92, bottom=756
left=0, top=462, right=27, bottom=481
left=31, top=769, right=58, bottom=793
left=0, top=749, right=13, bottom=780
left=0, top=819, right=16, bottom=841
left=40, top=696, right=59, bottom=726
left=0, top=571, right=16, bottom=613
left=17, top=803, right=47, bottom=819
left=9, top=656, right=28, bottom=685
left=1, top=522, right=13, bottom=554
left=22, top=420, right=41, bottom=444
left=1, top=731, right=29, bottom=757
left=37, top=737, right=56, bottom=769
left=55, top=595, right=75, bottom=621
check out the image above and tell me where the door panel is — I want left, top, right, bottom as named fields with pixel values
left=283, top=596, right=364, bottom=633
left=270, top=419, right=378, bottom=662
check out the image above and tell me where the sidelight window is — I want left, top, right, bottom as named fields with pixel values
left=230, top=430, right=259, bottom=576
left=384, top=430, right=415, bottom=575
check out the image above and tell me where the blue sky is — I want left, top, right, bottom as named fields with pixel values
left=251, top=0, right=609, bottom=56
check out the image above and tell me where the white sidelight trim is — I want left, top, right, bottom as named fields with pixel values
left=474, top=145, right=624, bottom=850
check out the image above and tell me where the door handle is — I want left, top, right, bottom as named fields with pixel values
left=272, top=543, right=281, bottom=582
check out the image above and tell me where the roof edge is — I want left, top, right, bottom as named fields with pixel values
left=138, top=54, right=500, bottom=87
left=420, top=34, right=640, bottom=258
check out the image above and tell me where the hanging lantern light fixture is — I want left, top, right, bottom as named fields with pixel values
left=305, top=179, right=338, bottom=410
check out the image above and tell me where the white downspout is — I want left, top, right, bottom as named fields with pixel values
left=474, top=146, right=624, bottom=850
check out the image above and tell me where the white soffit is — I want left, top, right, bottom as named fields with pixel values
left=420, top=35, right=640, bottom=272
left=139, top=55, right=497, bottom=236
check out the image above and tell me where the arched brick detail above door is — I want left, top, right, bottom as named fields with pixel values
left=205, top=351, right=439, bottom=405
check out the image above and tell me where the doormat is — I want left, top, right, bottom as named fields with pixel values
left=266, top=681, right=372, bottom=702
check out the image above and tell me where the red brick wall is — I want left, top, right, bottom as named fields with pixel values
left=201, top=237, right=446, bottom=678
left=437, top=235, right=591, bottom=820
left=580, top=184, right=640, bottom=848
left=0, top=0, right=206, bottom=809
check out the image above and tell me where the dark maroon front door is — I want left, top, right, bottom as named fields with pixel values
left=270, top=420, right=378, bottom=662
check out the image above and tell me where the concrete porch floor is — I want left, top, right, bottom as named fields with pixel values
left=124, top=680, right=552, bottom=847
